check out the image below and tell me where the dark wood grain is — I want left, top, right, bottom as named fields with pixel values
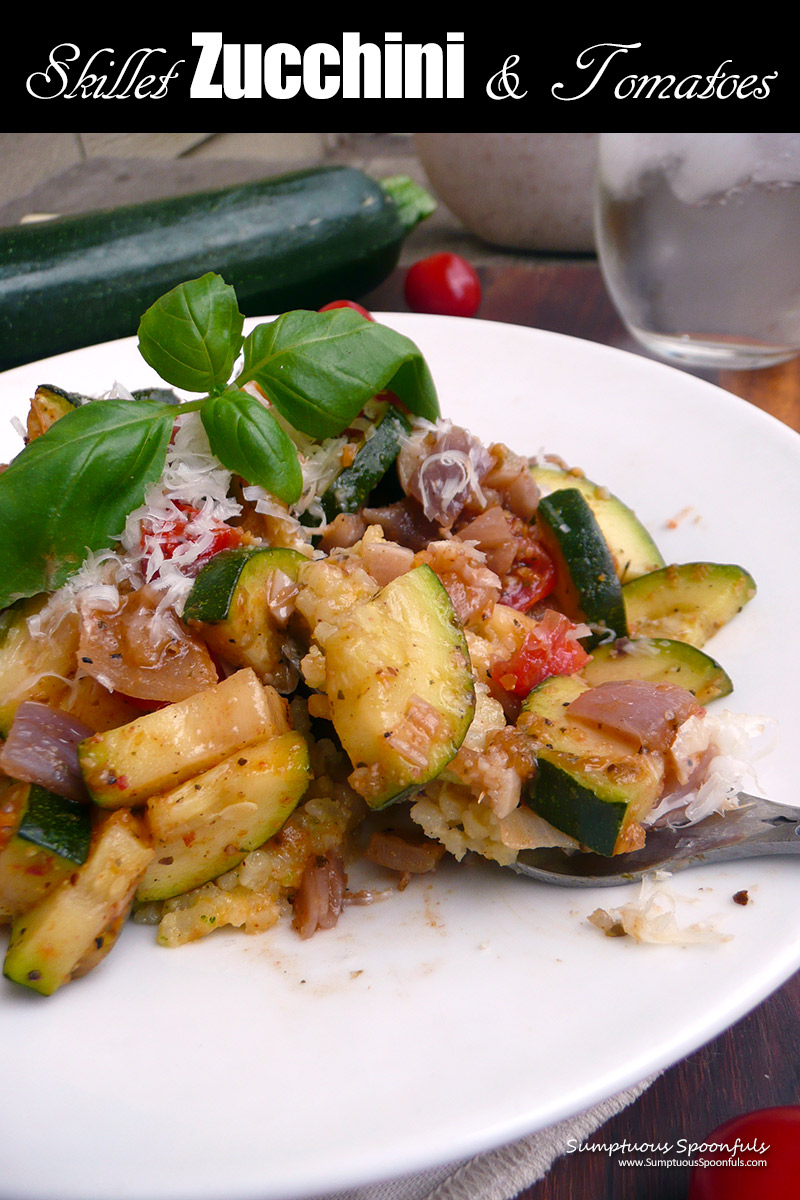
left=365, top=259, right=800, bottom=1199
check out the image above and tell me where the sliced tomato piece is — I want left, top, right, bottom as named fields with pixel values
left=112, top=693, right=170, bottom=713
left=500, top=548, right=557, bottom=612
left=490, top=610, right=590, bottom=698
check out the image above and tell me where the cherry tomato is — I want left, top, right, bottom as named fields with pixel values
left=404, top=253, right=482, bottom=318
left=688, top=1107, right=800, bottom=1200
left=318, top=300, right=374, bottom=320
left=489, top=610, right=590, bottom=698
left=500, top=548, right=557, bottom=612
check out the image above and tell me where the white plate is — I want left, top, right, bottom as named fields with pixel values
left=1, top=315, right=800, bottom=1200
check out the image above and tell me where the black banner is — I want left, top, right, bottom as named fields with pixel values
left=5, top=23, right=795, bottom=130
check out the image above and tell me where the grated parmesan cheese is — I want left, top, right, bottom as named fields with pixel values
left=646, top=710, right=779, bottom=828
left=119, top=412, right=242, bottom=615
left=588, top=873, right=731, bottom=945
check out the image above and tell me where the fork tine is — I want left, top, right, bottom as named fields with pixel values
left=509, top=793, right=800, bottom=887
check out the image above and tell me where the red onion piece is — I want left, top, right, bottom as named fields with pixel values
left=568, top=681, right=703, bottom=753
left=0, top=701, right=94, bottom=801
left=292, top=853, right=346, bottom=939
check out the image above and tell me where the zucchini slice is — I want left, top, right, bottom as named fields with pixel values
left=316, top=405, right=411, bottom=524
left=536, top=488, right=628, bottom=639
left=623, top=562, right=757, bottom=648
left=137, top=730, right=311, bottom=901
left=0, top=782, right=82, bottom=921
left=25, top=384, right=82, bottom=442
left=183, top=546, right=306, bottom=682
left=3, top=809, right=154, bottom=995
left=580, top=637, right=733, bottom=704
left=0, top=838, right=75, bottom=923
left=78, top=669, right=290, bottom=808
left=324, top=564, right=475, bottom=808
left=15, top=784, right=92, bottom=865
left=531, top=464, right=664, bottom=583
left=519, top=674, right=664, bottom=855
left=0, top=595, right=80, bottom=736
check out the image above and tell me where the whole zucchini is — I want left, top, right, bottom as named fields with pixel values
left=0, top=166, right=435, bottom=371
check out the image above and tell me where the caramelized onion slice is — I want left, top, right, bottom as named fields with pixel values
left=78, top=587, right=218, bottom=703
left=364, top=830, right=446, bottom=875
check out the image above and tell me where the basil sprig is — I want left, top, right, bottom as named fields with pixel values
left=238, top=307, right=439, bottom=438
left=0, top=400, right=175, bottom=604
left=200, top=389, right=303, bottom=504
left=0, top=272, right=439, bottom=609
left=138, top=272, right=244, bottom=394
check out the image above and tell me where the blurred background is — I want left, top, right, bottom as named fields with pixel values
left=2, top=130, right=796, bottom=427
left=0, top=131, right=596, bottom=264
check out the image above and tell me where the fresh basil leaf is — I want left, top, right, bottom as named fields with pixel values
left=137, top=273, right=243, bottom=395
left=237, top=308, right=439, bottom=438
left=201, top=390, right=303, bottom=505
left=0, top=400, right=175, bottom=608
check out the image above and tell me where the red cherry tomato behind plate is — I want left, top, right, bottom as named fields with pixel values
left=688, top=1106, right=800, bottom=1200
left=318, top=300, right=374, bottom=320
left=404, top=253, right=482, bottom=318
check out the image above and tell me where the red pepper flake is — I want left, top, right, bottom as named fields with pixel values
left=24, top=858, right=52, bottom=877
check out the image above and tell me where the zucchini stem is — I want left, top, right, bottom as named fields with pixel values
left=380, top=175, right=437, bottom=232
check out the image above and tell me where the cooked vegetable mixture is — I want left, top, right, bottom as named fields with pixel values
left=0, top=276, right=768, bottom=993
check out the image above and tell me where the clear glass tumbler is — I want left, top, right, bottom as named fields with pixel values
left=594, top=133, right=800, bottom=369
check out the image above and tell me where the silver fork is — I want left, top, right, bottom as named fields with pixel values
left=509, top=795, right=800, bottom=887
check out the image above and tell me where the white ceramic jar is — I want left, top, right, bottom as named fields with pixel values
left=413, top=133, right=598, bottom=252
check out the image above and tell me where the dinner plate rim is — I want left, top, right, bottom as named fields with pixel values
left=0, top=311, right=798, bottom=1200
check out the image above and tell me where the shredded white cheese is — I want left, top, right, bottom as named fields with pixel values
left=647, top=710, right=779, bottom=827
left=588, top=874, right=731, bottom=945
left=119, top=412, right=242, bottom=615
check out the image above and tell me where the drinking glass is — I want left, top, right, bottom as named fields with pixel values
left=594, top=133, right=800, bottom=369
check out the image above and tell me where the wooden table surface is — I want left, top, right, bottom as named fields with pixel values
left=367, top=260, right=800, bottom=1200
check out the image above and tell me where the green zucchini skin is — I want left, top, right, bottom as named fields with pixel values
left=579, top=636, right=733, bottom=704
left=0, top=166, right=422, bottom=371
left=531, top=758, right=629, bottom=858
left=317, top=405, right=411, bottom=524
left=529, top=464, right=664, bottom=583
left=16, top=784, right=93, bottom=865
left=182, top=546, right=305, bottom=624
left=519, top=674, right=664, bottom=855
left=623, top=562, right=757, bottom=648
left=536, top=487, right=629, bottom=640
